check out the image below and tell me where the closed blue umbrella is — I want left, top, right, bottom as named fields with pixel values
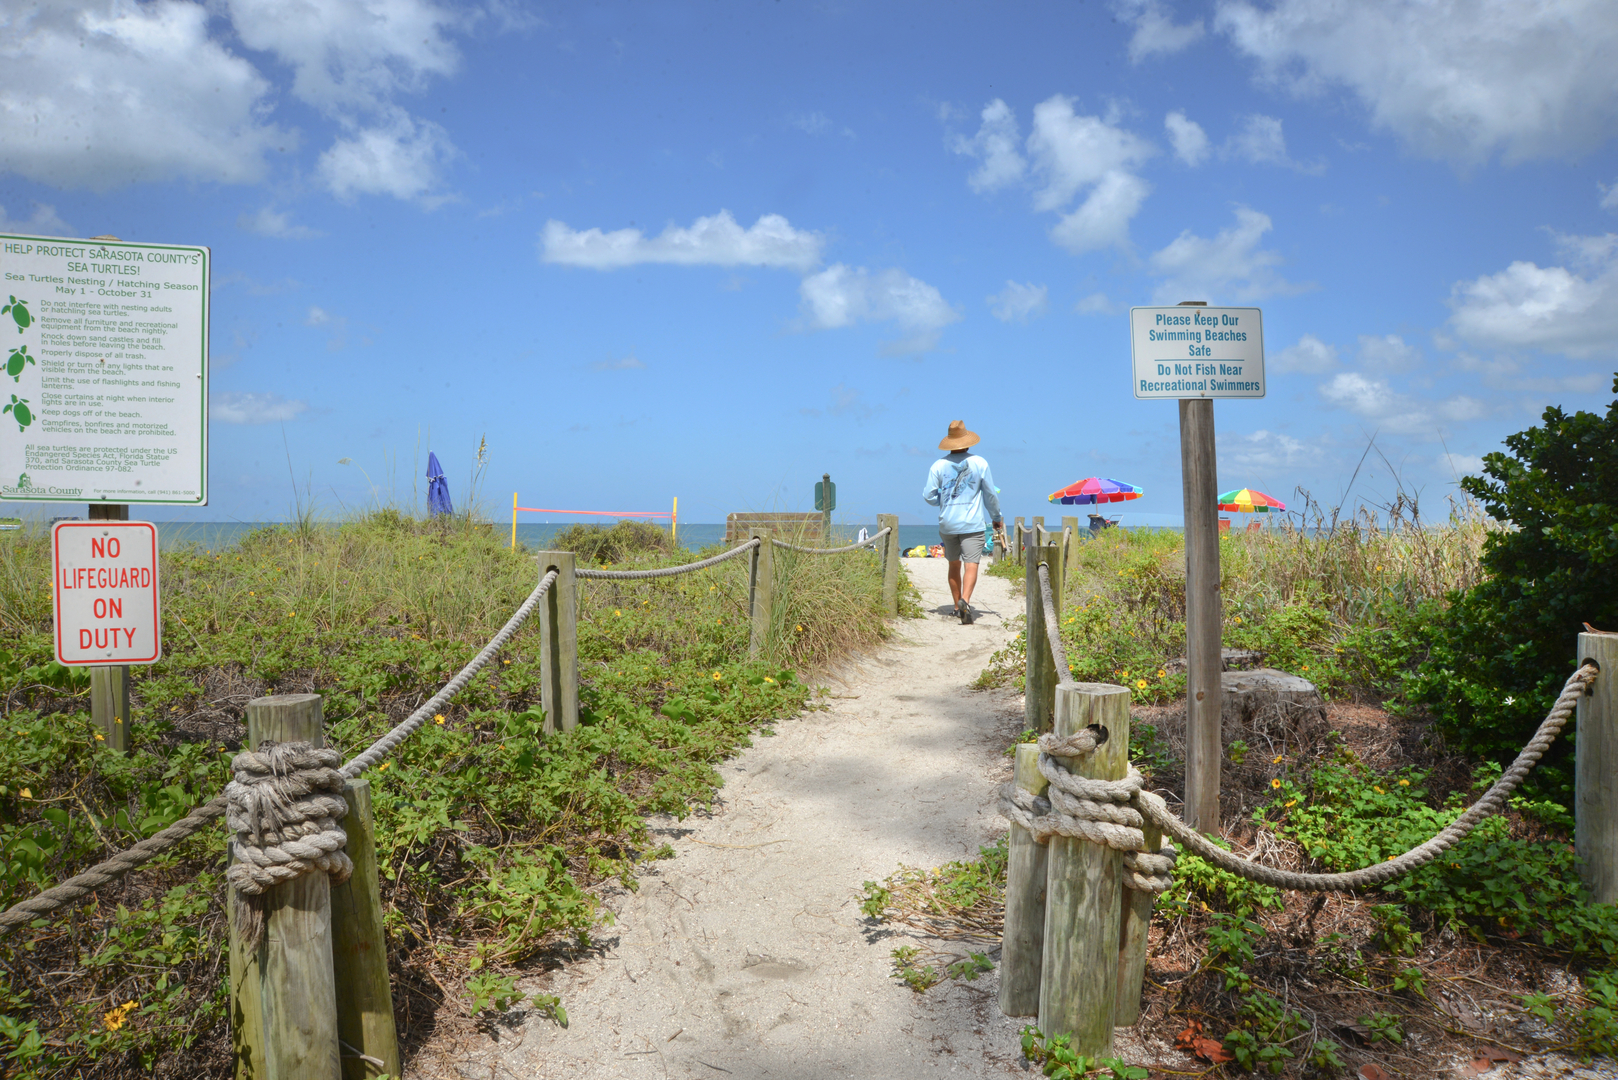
left=427, top=452, right=453, bottom=516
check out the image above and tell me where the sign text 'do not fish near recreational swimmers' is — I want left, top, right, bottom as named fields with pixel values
left=0, top=233, right=209, bottom=505
left=1129, top=307, right=1265, bottom=400
left=51, top=520, right=161, bottom=666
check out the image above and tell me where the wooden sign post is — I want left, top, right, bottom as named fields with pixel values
left=1130, top=301, right=1265, bottom=832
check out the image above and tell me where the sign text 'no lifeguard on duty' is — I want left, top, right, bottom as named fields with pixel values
left=0, top=233, right=209, bottom=506
left=1129, top=306, right=1265, bottom=400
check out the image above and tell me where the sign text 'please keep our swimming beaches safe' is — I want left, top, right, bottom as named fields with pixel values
left=0, top=233, right=209, bottom=505
left=1129, top=306, right=1265, bottom=400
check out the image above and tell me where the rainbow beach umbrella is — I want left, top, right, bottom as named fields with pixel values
left=1218, top=488, right=1286, bottom=513
left=1048, top=477, right=1144, bottom=505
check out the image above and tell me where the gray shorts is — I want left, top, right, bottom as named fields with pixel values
left=940, top=530, right=986, bottom=563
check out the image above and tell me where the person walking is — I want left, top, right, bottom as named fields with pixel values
left=922, top=420, right=1003, bottom=624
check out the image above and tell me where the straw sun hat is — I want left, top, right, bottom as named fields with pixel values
left=938, top=420, right=980, bottom=451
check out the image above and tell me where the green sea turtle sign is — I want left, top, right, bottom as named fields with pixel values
left=0, top=233, right=208, bottom=505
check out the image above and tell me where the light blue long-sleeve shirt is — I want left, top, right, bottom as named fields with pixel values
left=923, top=451, right=1002, bottom=535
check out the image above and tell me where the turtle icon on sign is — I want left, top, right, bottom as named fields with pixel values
left=4, top=394, right=32, bottom=432
left=7, top=346, right=34, bottom=382
left=1, top=297, right=31, bottom=333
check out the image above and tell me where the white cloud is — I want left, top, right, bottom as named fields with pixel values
left=788, top=111, right=833, bottom=136
left=1075, top=292, right=1121, bottom=315
left=1357, top=334, right=1421, bottom=371
left=1116, top=0, right=1206, bottom=62
left=988, top=281, right=1049, bottom=323
left=1450, top=352, right=1609, bottom=394
left=1447, top=232, right=1618, bottom=359
left=1216, top=0, right=1618, bottom=164
left=212, top=391, right=308, bottom=424
left=1441, top=452, right=1486, bottom=478
left=1219, top=429, right=1308, bottom=471
left=1147, top=207, right=1308, bottom=303
left=541, top=210, right=824, bottom=272
left=0, top=0, right=284, bottom=190
left=1223, top=114, right=1324, bottom=173
left=0, top=203, right=74, bottom=237
left=317, top=112, right=456, bottom=203
left=797, top=264, right=961, bottom=355
left=1028, top=96, right=1156, bottom=253
left=950, top=99, right=1026, bottom=193
left=224, top=0, right=461, bottom=116
left=1272, top=333, right=1337, bottom=373
left=238, top=207, right=322, bottom=239
left=1603, top=180, right=1618, bottom=212
left=590, top=354, right=645, bottom=371
left=1319, top=372, right=1485, bottom=434
left=953, top=95, right=1155, bottom=253
left=1165, top=111, right=1210, bottom=166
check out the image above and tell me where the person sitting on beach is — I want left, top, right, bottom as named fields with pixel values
left=922, top=420, right=1002, bottom=625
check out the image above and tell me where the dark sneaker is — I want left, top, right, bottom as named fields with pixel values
left=960, top=601, right=974, bottom=625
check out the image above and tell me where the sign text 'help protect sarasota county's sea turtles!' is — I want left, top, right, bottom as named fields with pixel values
left=0, top=233, right=209, bottom=505
left=1129, top=307, right=1265, bottom=400
left=51, top=520, right=162, bottom=666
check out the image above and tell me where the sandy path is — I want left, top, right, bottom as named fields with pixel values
left=445, top=557, right=1032, bottom=1079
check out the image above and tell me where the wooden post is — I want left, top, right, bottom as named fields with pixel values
left=230, top=694, right=341, bottom=1080
left=999, top=743, right=1050, bottom=1017
left=1039, top=682, right=1129, bottom=1055
left=90, top=665, right=131, bottom=753
left=535, top=551, right=579, bottom=735
left=1024, top=542, right=1064, bottom=733
left=332, top=779, right=400, bottom=1079
left=1180, top=395, right=1222, bottom=832
left=1013, top=517, right=1025, bottom=564
left=1114, top=811, right=1161, bottom=1026
left=820, top=472, right=832, bottom=544
left=1033, top=515, right=1046, bottom=552
left=877, top=514, right=899, bottom=615
left=1061, top=515, right=1079, bottom=570
left=87, top=503, right=131, bottom=752
left=1577, top=632, right=1618, bottom=903
left=749, top=528, right=774, bottom=658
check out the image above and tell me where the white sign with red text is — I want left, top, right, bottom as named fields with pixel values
left=51, top=520, right=161, bottom=665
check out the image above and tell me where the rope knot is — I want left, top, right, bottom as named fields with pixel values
left=226, top=740, right=353, bottom=949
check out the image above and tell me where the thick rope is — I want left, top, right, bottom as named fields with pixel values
left=771, top=526, right=891, bottom=554
left=341, top=570, right=558, bottom=777
left=997, top=663, right=1600, bottom=896
left=575, top=539, right=759, bottom=580
left=1037, top=561, right=1075, bottom=687
left=0, top=569, right=562, bottom=935
left=1137, top=661, right=1600, bottom=892
left=225, top=741, right=353, bottom=949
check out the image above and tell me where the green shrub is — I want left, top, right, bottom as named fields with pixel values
left=1407, top=374, right=1618, bottom=796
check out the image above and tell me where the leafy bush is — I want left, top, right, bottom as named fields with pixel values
left=1407, top=375, right=1618, bottom=793
left=550, top=519, right=673, bottom=565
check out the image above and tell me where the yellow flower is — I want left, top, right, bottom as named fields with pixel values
left=19, top=787, right=31, bottom=799
left=1121, top=670, right=1129, bottom=678
left=378, top=762, right=390, bottom=771
left=287, top=612, right=295, bottom=618
left=1270, top=778, right=1281, bottom=789
left=434, top=714, right=446, bottom=726
left=712, top=672, right=723, bottom=680
left=764, top=676, right=775, bottom=683
left=1376, top=565, right=1384, bottom=572
left=1136, top=679, right=1148, bottom=689
left=103, top=1001, right=138, bottom=1031
left=502, top=659, right=511, bottom=665
left=95, top=733, right=105, bottom=741
left=1373, top=786, right=1384, bottom=794
left=1157, top=670, right=1167, bottom=678
left=1398, top=779, right=1410, bottom=786
left=1302, top=665, right=1310, bottom=671
left=1273, top=754, right=1283, bottom=764
left=248, top=591, right=255, bottom=596
left=615, top=610, right=622, bottom=617
left=1284, top=799, right=1297, bottom=808
left=796, top=624, right=805, bottom=632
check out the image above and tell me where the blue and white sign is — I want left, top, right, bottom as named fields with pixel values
left=1129, top=306, right=1264, bottom=400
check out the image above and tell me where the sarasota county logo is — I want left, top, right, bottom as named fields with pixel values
left=14, top=472, right=31, bottom=491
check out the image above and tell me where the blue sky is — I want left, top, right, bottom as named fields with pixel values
left=3, top=0, right=1616, bottom=527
